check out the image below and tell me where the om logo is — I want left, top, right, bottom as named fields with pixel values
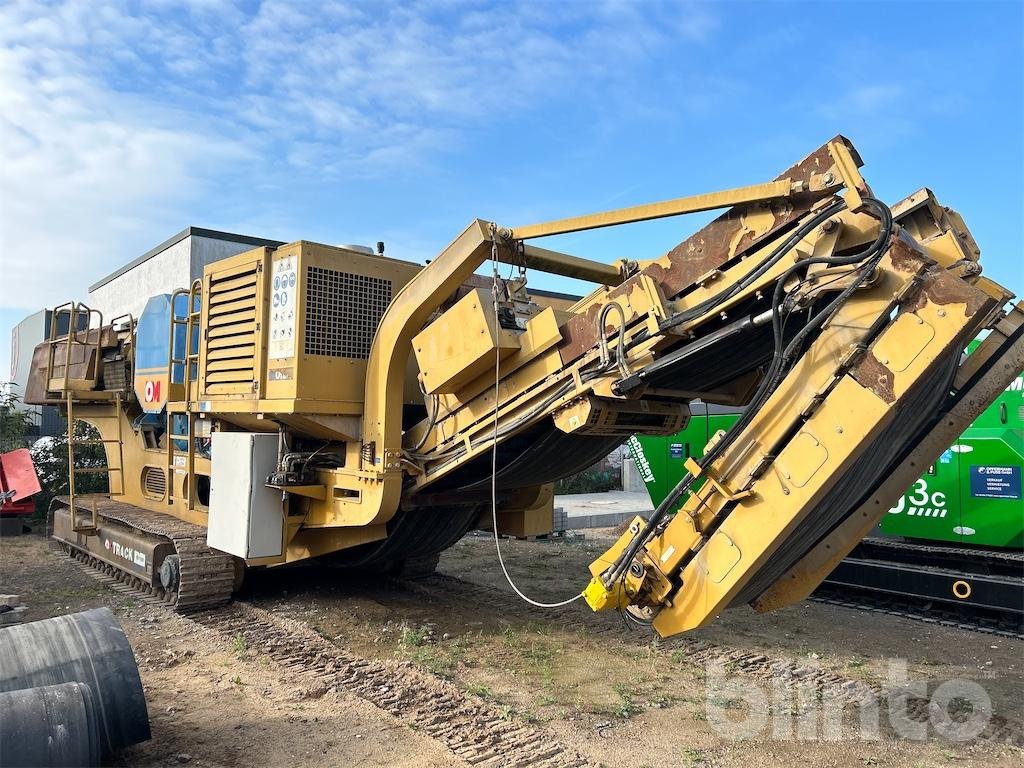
left=144, top=380, right=162, bottom=403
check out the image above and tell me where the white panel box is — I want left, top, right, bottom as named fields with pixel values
left=207, top=433, right=282, bottom=559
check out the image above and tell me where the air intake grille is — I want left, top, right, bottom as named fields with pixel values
left=203, top=264, right=259, bottom=393
left=141, top=466, right=166, bottom=500
left=304, top=267, right=392, bottom=358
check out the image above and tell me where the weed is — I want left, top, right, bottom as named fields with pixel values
left=650, top=692, right=675, bottom=709
left=523, top=642, right=553, bottom=666
left=38, top=585, right=108, bottom=601
left=467, top=683, right=496, bottom=700
left=408, top=647, right=454, bottom=678
left=679, top=747, right=705, bottom=766
left=495, top=703, right=539, bottom=723
left=231, top=633, right=246, bottom=659
left=400, top=625, right=431, bottom=648
left=532, top=622, right=554, bottom=637
left=612, top=684, right=642, bottom=719
left=708, top=695, right=743, bottom=710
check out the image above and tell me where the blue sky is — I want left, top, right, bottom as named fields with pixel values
left=2, top=0, right=1021, bottom=380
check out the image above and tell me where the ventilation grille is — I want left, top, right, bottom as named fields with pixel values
left=141, top=466, right=166, bottom=500
left=203, top=265, right=259, bottom=393
left=304, top=267, right=392, bottom=359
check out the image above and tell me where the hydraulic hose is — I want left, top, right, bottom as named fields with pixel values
left=603, top=197, right=894, bottom=589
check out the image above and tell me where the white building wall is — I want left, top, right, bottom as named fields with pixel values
left=87, top=234, right=272, bottom=322
left=9, top=309, right=69, bottom=436
left=9, top=310, right=47, bottom=405
left=190, top=236, right=263, bottom=283
left=88, top=237, right=192, bottom=322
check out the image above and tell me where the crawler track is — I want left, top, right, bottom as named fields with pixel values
left=815, top=536, right=1024, bottom=640
left=811, top=585, right=1024, bottom=640
left=51, top=497, right=235, bottom=611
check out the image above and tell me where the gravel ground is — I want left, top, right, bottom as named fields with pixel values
left=2, top=528, right=1021, bottom=768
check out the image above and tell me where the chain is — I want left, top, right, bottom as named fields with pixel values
left=489, top=223, right=501, bottom=302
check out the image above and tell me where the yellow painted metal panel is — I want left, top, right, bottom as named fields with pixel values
left=207, top=322, right=256, bottom=340
left=414, top=288, right=521, bottom=395
left=207, top=309, right=256, bottom=328
left=206, top=344, right=256, bottom=361
left=208, top=284, right=258, bottom=305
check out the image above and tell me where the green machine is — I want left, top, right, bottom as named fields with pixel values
left=878, top=357, right=1022, bottom=550
left=629, top=346, right=1023, bottom=623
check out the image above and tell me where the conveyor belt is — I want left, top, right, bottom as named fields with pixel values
left=732, top=350, right=962, bottom=606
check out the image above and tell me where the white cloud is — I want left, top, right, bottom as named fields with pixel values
left=231, top=0, right=719, bottom=172
left=0, top=1, right=251, bottom=313
left=0, top=0, right=719, bottom=315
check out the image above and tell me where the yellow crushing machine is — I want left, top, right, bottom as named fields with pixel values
left=26, top=136, right=1024, bottom=636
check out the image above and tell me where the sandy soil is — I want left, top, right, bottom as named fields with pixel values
left=2, top=528, right=1021, bottom=768
left=0, top=533, right=464, bottom=768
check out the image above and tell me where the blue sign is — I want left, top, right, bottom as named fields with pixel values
left=969, top=465, right=1022, bottom=500
left=669, top=443, right=684, bottom=460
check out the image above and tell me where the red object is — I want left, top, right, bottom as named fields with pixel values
left=0, top=449, right=41, bottom=517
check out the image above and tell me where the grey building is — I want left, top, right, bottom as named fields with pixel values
left=87, top=227, right=283, bottom=322
left=9, top=309, right=87, bottom=438
left=8, top=227, right=283, bottom=438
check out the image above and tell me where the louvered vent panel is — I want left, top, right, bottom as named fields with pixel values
left=203, top=266, right=259, bottom=392
left=304, top=267, right=392, bottom=359
left=141, top=466, right=166, bottom=500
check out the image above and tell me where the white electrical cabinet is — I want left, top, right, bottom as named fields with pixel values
left=207, top=433, right=282, bottom=559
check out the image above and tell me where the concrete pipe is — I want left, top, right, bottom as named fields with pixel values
left=0, top=607, right=150, bottom=755
left=0, top=682, right=102, bottom=767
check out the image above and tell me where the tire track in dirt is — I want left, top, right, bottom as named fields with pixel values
left=62, top=548, right=595, bottom=768
left=403, top=573, right=1023, bottom=746
left=59, top=540, right=1022, bottom=748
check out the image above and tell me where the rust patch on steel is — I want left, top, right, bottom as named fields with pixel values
left=887, top=232, right=933, bottom=275
left=646, top=137, right=854, bottom=300
left=555, top=137, right=863, bottom=365
left=884, top=232, right=993, bottom=320
left=557, top=299, right=646, bottom=364
left=558, top=302, right=604, bottom=362
left=897, top=260, right=996, bottom=320
left=852, top=350, right=896, bottom=404
left=919, top=269, right=993, bottom=318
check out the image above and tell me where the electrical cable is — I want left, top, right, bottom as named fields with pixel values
left=488, top=231, right=584, bottom=608
left=408, top=380, right=439, bottom=454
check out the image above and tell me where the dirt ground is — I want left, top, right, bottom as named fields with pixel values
left=1, top=528, right=1021, bottom=768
